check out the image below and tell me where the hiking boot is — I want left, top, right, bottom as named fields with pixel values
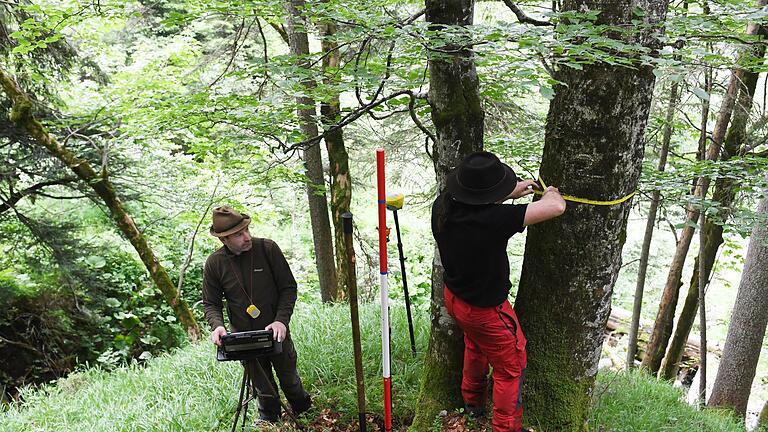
left=291, top=395, right=312, bottom=416
left=464, top=404, right=485, bottom=418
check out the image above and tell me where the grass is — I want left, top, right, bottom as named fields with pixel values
left=0, top=303, right=428, bottom=432
left=591, top=369, right=745, bottom=432
left=0, top=303, right=749, bottom=432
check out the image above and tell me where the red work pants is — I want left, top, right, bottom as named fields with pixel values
left=444, top=286, right=527, bottom=432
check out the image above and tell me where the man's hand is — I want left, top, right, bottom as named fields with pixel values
left=541, top=186, right=566, bottom=210
left=266, top=321, right=287, bottom=343
left=523, top=186, right=566, bottom=226
left=211, top=326, right=228, bottom=346
left=507, top=179, right=538, bottom=200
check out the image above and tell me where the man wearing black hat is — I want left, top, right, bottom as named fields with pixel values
left=202, top=205, right=311, bottom=424
left=432, top=152, right=566, bottom=432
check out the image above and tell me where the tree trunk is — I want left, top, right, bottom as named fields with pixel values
left=0, top=68, right=202, bottom=341
left=759, top=400, right=768, bottom=429
left=659, top=49, right=765, bottom=380
left=607, top=306, right=718, bottom=359
left=626, top=80, right=678, bottom=368
left=514, top=1, right=668, bottom=429
left=319, top=13, right=352, bottom=302
left=641, top=64, right=749, bottom=374
left=284, top=0, right=339, bottom=302
left=707, top=174, right=768, bottom=417
left=411, top=0, right=484, bottom=428
left=696, top=208, right=707, bottom=406
left=643, top=10, right=766, bottom=379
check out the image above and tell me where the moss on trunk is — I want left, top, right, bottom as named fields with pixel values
left=320, top=14, right=351, bottom=302
left=413, top=0, right=483, bottom=426
left=515, top=1, right=668, bottom=427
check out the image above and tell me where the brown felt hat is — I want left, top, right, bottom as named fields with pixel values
left=210, top=205, right=251, bottom=237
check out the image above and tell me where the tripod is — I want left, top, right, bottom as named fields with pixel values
left=231, top=360, right=302, bottom=431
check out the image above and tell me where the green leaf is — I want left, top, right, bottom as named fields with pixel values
left=140, top=335, right=160, bottom=345
left=105, top=298, right=121, bottom=308
left=539, top=86, right=555, bottom=100
left=85, top=256, right=107, bottom=268
left=692, top=87, right=710, bottom=101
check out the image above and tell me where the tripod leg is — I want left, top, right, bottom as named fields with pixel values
left=242, top=366, right=252, bottom=429
left=232, top=366, right=249, bottom=432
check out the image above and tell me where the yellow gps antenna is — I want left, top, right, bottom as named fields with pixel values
left=385, top=192, right=416, bottom=356
left=385, top=193, right=404, bottom=211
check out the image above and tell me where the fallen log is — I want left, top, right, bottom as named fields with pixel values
left=606, top=306, right=721, bottom=361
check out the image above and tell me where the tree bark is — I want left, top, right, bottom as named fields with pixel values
left=411, top=0, right=484, bottom=428
left=319, top=12, right=352, bottom=302
left=697, top=207, right=707, bottom=406
left=659, top=48, right=765, bottom=380
left=514, top=1, right=668, bottom=429
left=707, top=174, right=768, bottom=417
left=626, top=80, right=678, bottom=368
left=0, top=68, right=202, bottom=341
left=284, top=0, right=339, bottom=302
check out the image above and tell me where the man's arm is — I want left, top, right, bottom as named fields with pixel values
left=265, top=240, right=298, bottom=342
left=202, top=259, right=227, bottom=346
left=523, top=186, right=566, bottom=226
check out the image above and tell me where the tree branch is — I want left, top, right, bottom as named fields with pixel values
left=0, top=334, right=39, bottom=353
left=210, top=17, right=255, bottom=87
left=255, top=17, right=271, bottom=98
left=284, top=89, right=432, bottom=152
left=176, top=179, right=220, bottom=300
left=269, top=22, right=289, bottom=45
left=408, top=91, right=436, bottom=143
left=501, top=0, right=554, bottom=26
left=0, top=177, right=78, bottom=214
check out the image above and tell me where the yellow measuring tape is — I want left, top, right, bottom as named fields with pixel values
left=533, top=176, right=637, bottom=206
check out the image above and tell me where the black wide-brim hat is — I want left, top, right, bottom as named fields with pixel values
left=445, top=151, right=518, bottom=205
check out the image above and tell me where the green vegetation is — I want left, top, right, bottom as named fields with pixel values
left=591, top=370, right=745, bottom=432
left=0, top=303, right=429, bottom=431
left=0, top=304, right=747, bottom=432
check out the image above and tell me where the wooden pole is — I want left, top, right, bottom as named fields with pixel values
left=342, top=212, right=367, bottom=432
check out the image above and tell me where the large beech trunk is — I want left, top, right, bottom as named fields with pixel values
left=0, top=68, right=201, bottom=341
left=514, top=1, right=668, bottom=429
left=411, top=0, right=484, bottom=429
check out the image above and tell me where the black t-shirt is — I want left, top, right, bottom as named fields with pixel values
left=431, top=194, right=528, bottom=307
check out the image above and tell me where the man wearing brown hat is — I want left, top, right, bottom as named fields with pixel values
left=202, top=205, right=311, bottom=424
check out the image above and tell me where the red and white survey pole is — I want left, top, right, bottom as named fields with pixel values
left=376, top=148, right=393, bottom=432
